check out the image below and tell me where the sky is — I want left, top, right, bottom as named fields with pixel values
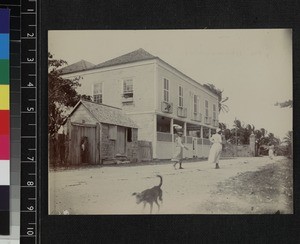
left=48, top=29, right=293, bottom=140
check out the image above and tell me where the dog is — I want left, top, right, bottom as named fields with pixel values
left=132, top=175, right=163, bottom=214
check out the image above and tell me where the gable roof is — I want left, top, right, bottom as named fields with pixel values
left=93, top=48, right=157, bottom=69
left=69, top=100, right=138, bottom=128
left=58, top=48, right=218, bottom=99
left=59, top=60, right=95, bottom=75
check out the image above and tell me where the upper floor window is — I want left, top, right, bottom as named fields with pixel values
left=163, top=78, right=169, bottom=102
left=193, top=95, right=198, bottom=114
left=205, top=100, right=209, bottom=117
left=93, top=82, right=103, bottom=104
left=123, top=79, right=133, bottom=98
left=178, top=85, right=183, bottom=107
left=213, top=104, right=217, bottom=120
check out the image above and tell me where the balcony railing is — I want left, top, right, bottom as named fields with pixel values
left=122, top=96, right=134, bottom=103
left=177, top=107, right=187, bottom=118
left=157, top=132, right=173, bottom=142
left=213, top=119, right=219, bottom=127
left=202, top=138, right=211, bottom=145
left=122, top=92, right=134, bottom=103
left=161, top=101, right=173, bottom=114
left=204, top=116, right=211, bottom=125
left=191, top=112, right=202, bottom=122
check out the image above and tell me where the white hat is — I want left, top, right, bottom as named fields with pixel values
left=173, top=124, right=182, bottom=129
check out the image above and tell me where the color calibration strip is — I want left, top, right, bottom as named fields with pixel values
left=0, top=8, right=10, bottom=236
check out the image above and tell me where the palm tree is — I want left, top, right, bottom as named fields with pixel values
left=203, top=83, right=229, bottom=113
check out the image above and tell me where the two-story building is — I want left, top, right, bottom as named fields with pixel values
left=59, top=48, right=219, bottom=159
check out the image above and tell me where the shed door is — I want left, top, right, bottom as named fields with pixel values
left=116, top=126, right=126, bottom=155
left=69, top=123, right=97, bottom=165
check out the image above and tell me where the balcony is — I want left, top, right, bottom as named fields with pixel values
left=161, top=101, right=173, bottom=114
left=177, top=107, right=187, bottom=118
left=191, top=112, right=202, bottom=122
left=204, top=116, right=211, bottom=125
left=122, top=92, right=134, bottom=103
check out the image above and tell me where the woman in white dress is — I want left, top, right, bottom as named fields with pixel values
left=172, top=130, right=188, bottom=169
left=208, top=128, right=223, bottom=169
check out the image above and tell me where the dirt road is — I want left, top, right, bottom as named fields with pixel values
left=49, top=156, right=293, bottom=215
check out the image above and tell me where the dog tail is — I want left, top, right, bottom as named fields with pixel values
left=157, top=175, right=163, bottom=187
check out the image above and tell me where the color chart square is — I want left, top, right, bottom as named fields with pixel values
left=0, top=160, right=10, bottom=185
left=0, top=110, right=9, bottom=135
left=0, top=186, right=9, bottom=210
left=0, top=85, right=9, bottom=110
left=0, top=59, right=9, bottom=84
left=0, top=9, right=10, bottom=33
left=0, top=34, right=9, bottom=59
left=0, top=135, right=10, bottom=159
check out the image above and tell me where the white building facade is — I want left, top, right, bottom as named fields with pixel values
left=60, top=49, right=219, bottom=159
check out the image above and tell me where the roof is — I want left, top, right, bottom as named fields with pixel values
left=58, top=48, right=218, bottom=99
left=59, top=60, right=95, bottom=75
left=93, top=48, right=156, bottom=69
left=70, top=100, right=138, bottom=128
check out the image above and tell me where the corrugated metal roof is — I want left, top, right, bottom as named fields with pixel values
left=93, top=48, right=156, bottom=69
left=59, top=60, right=95, bottom=75
left=80, top=100, right=138, bottom=128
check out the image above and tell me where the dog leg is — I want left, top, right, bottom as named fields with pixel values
left=155, top=200, right=160, bottom=213
left=150, top=203, right=153, bottom=214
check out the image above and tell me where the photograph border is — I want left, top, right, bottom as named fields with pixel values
left=40, top=1, right=299, bottom=243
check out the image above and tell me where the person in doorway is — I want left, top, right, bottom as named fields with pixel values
left=80, top=137, right=89, bottom=164
left=208, top=128, right=223, bottom=169
left=172, top=129, right=188, bottom=169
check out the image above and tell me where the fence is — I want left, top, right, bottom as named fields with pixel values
left=222, top=143, right=254, bottom=157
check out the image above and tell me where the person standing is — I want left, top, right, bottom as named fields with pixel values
left=172, top=130, right=188, bottom=169
left=208, top=128, right=223, bottom=169
left=268, top=144, right=275, bottom=159
left=80, top=137, right=89, bottom=164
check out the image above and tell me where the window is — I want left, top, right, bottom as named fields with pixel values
left=93, top=82, right=103, bottom=104
left=194, top=95, right=198, bottom=114
left=163, top=78, right=169, bottom=102
left=123, top=79, right=133, bottom=98
left=109, top=125, right=117, bottom=140
left=213, top=104, right=217, bottom=120
left=205, top=100, right=209, bottom=117
left=127, top=128, right=132, bottom=142
left=178, top=86, right=183, bottom=107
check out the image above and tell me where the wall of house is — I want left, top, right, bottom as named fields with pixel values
left=126, top=128, right=138, bottom=163
left=100, top=124, right=139, bottom=163
left=100, top=124, right=116, bottom=161
left=127, top=113, right=155, bottom=142
left=69, top=104, right=98, bottom=125
left=64, top=62, right=156, bottom=113
left=156, top=62, right=219, bottom=128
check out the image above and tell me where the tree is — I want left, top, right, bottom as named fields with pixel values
left=283, top=131, right=293, bottom=158
left=48, top=53, right=91, bottom=136
left=203, top=83, right=229, bottom=113
left=274, top=99, right=293, bottom=158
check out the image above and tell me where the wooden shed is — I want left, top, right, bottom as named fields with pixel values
left=64, top=100, right=139, bottom=165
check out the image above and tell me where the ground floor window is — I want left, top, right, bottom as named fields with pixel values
left=127, top=128, right=132, bottom=142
